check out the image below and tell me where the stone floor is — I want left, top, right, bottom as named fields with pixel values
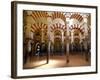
left=23, top=53, right=91, bottom=69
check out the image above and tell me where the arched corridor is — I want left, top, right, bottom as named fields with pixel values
left=23, top=10, right=91, bottom=69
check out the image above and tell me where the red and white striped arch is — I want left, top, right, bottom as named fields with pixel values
left=31, top=11, right=48, bottom=21
left=51, top=12, right=66, bottom=22
left=31, top=22, right=47, bottom=32
left=69, top=24, right=84, bottom=34
left=50, top=23, right=66, bottom=31
left=70, top=13, right=83, bottom=22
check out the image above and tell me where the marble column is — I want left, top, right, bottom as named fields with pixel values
left=71, top=30, right=74, bottom=51
left=47, top=34, right=51, bottom=64
left=47, top=16, right=52, bottom=63
left=66, top=17, right=70, bottom=63
left=83, top=15, right=89, bottom=61
left=83, top=15, right=88, bottom=50
left=79, top=33, right=83, bottom=53
left=61, top=31, right=64, bottom=54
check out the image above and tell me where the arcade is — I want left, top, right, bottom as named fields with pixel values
left=23, top=11, right=91, bottom=69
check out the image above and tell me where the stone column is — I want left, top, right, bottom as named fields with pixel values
left=47, top=34, right=51, bottom=64
left=79, top=33, right=83, bottom=53
left=83, top=15, right=88, bottom=36
left=66, top=26, right=70, bottom=63
left=61, top=31, right=64, bottom=54
left=47, top=16, right=52, bottom=63
left=83, top=15, right=89, bottom=61
left=71, top=30, right=74, bottom=51
left=66, top=17, right=70, bottom=63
